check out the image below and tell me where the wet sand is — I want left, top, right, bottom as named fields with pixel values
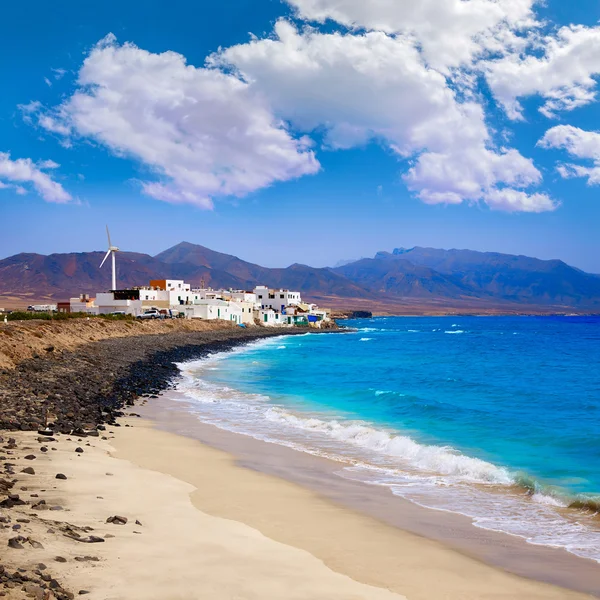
left=127, top=395, right=600, bottom=599
left=3, top=406, right=598, bottom=599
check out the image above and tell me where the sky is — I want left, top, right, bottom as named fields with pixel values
left=1, top=0, right=600, bottom=272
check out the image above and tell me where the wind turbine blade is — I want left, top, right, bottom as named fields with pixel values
left=106, top=225, right=112, bottom=248
left=100, top=249, right=111, bottom=269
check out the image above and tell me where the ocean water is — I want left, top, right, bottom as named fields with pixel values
left=173, top=317, right=600, bottom=562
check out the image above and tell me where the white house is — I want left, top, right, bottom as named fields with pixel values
left=183, top=299, right=243, bottom=324
left=234, top=301, right=256, bottom=324
left=66, top=295, right=98, bottom=315
left=150, top=279, right=191, bottom=293
left=95, top=292, right=142, bottom=315
left=253, top=287, right=302, bottom=312
left=256, top=308, right=284, bottom=326
left=227, top=291, right=258, bottom=306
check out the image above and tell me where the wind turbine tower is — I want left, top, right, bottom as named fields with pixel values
left=100, top=226, right=120, bottom=291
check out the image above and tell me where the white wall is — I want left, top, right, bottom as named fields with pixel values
left=95, top=293, right=142, bottom=315
left=164, top=280, right=191, bottom=292
left=183, top=300, right=243, bottom=323
left=228, top=291, right=258, bottom=306
left=257, top=309, right=284, bottom=327
left=254, top=287, right=302, bottom=311
left=235, top=301, right=255, bottom=324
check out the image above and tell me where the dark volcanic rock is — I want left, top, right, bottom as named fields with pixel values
left=8, top=536, right=24, bottom=549
left=106, top=515, right=127, bottom=525
left=55, top=473, right=67, bottom=480
left=21, top=467, right=35, bottom=475
left=0, top=495, right=25, bottom=508
left=75, top=536, right=104, bottom=544
left=0, top=328, right=315, bottom=434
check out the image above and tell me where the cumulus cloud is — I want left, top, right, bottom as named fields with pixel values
left=539, top=125, right=600, bottom=185
left=28, top=34, right=319, bottom=208
left=22, top=3, right=568, bottom=214
left=214, top=21, right=554, bottom=212
left=0, top=153, right=72, bottom=203
left=486, top=25, right=600, bottom=119
left=285, top=0, right=537, bottom=71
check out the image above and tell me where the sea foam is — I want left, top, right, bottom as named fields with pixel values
left=171, top=329, right=600, bottom=564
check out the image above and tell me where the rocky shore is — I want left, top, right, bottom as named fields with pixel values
left=0, top=321, right=326, bottom=434
left=0, top=320, right=338, bottom=598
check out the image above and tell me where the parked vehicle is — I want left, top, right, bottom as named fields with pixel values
left=136, top=309, right=163, bottom=320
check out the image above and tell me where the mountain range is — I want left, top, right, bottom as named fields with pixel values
left=1, top=242, right=599, bottom=314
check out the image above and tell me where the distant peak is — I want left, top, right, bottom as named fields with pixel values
left=173, top=241, right=201, bottom=249
left=374, top=247, right=415, bottom=260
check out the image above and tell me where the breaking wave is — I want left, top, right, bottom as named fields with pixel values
left=263, top=408, right=512, bottom=484
left=171, top=337, right=600, bottom=564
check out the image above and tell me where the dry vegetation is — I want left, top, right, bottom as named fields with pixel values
left=0, top=318, right=238, bottom=370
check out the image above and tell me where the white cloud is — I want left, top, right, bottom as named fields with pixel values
left=214, top=21, right=554, bottom=212
left=285, top=0, right=537, bottom=71
left=52, top=68, right=67, bottom=80
left=0, top=153, right=72, bottom=203
left=539, top=125, right=600, bottom=185
left=482, top=188, right=556, bottom=212
left=30, top=34, right=320, bottom=208
left=405, top=146, right=555, bottom=212
left=485, top=25, right=600, bottom=119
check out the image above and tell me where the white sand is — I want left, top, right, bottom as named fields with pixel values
left=1, top=420, right=594, bottom=600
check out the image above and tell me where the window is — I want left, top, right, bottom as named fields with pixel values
left=258, top=295, right=263, bottom=299
left=280, top=294, right=284, bottom=299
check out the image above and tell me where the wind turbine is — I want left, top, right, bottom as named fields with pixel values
left=100, top=226, right=120, bottom=291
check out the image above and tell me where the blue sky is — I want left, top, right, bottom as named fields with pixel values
left=1, top=0, right=600, bottom=272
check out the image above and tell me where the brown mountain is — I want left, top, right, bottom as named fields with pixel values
left=1, top=242, right=599, bottom=312
left=156, top=242, right=373, bottom=299
left=362, top=247, right=600, bottom=308
left=333, top=258, right=481, bottom=300
left=0, top=243, right=373, bottom=303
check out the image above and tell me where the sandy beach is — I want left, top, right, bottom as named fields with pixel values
left=1, top=323, right=599, bottom=599
left=0, top=414, right=597, bottom=600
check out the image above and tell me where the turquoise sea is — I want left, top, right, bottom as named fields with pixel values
left=174, top=316, right=600, bottom=562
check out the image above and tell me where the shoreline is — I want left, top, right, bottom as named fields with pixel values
left=1, top=326, right=598, bottom=598
left=1, top=418, right=595, bottom=599
left=0, top=320, right=337, bottom=432
left=138, top=394, right=600, bottom=598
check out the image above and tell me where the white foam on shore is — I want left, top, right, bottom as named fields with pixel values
left=171, top=343, right=600, bottom=565
left=264, top=407, right=512, bottom=484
